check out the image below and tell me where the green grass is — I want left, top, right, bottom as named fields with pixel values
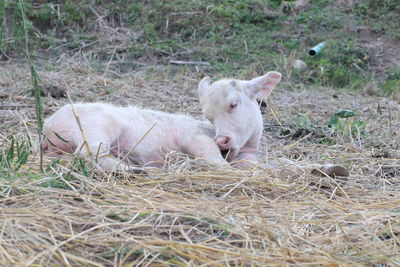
left=0, top=0, right=6, bottom=52
left=1, top=0, right=399, bottom=92
left=0, top=133, right=89, bottom=190
left=354, top=0, right=400, bottom=38
left=17, top=0, right=44, bottom=170
left=0, top=136, right=31, bottom=179
left=381, top=67, right=400, bottom=96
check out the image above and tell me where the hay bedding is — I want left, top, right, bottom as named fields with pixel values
left=0, top=58, right=399, bottom=266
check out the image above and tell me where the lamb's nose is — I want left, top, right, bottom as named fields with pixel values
left=216, top=136, right=231, bottom=147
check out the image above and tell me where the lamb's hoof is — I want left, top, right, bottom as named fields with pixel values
left=129, top=166, right=147, bottom=175
left=113, top=166, right=147, bottom=175
left=312, top=164, right=350, bottom=177
left=231, top=159, right=257, bottom=169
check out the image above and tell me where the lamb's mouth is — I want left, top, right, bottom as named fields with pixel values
left=220, top=149, right=230, bottom=158
left=220, top=149, right=238, bottom=161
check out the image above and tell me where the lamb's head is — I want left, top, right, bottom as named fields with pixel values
left=198, top=71, right=282, bottom=160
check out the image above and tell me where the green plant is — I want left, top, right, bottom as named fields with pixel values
left=64, top=1, right=86, bottom=24
left=0, top=136, right=31, bottom=178
left=71, top=154, right=90, bottom=177
left=0, top=0, right=6, bottom=52
left=305, top=40, right=369, bottom=88
left=35, top=3, right=57, bottom=25
left=386, top=67, right=400, bottom=81
left=278, top=114, right=331, bottom=144
left=292, top=114, right=314, bottom=130
left=142, top=22, right=157, bottom=43
left=39, top=29, right=57, bottom=49
left=1, top=0, right=398, bottom=91
left=380, top=80, right=400, bottom=96
left=354, top=0, right=400, bottom=18
left=353, top=0, right=400, bottom=39
left=378, top=67, right=400, bottom=96
left=18, top=0, right=44, bottom=171
left=328, top=110, right=366, bottom=142
left=100, top=245, right=140, bottom=261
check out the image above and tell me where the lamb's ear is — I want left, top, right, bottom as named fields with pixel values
left=198, top=76, right=211, bottom=98
left=247, top=71, right=282, bottom=99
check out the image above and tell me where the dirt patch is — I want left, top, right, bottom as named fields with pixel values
left=356, top=26, right=400, bottom=73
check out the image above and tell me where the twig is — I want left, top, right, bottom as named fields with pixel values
left=170, top=12, right=203, bottom=16
left=268, top=101, right=283, bottom=128
left=169, top=60, right=210, bottom=66
left=388, top=107, right=392, bottom=135
left=110, top=123, right=157, bottom=175
left=0, top=104, right=31, bottom=109
left=66, top=91, right=93, bottom=157
left=72, top=40, right=99, bottom=52
left=102, top=47, right=117, bottom=77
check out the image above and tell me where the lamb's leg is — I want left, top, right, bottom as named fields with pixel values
left=74, top=133, right=144, bottom=173
left=230, top=136, right=261, bottom=168
left=230, top=151, right=258, bottom=168
left=263, top=157, right=303, bottom=177
left=185, top=135, right=228, bottom=165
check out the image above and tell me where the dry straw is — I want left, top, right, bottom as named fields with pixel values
left=0, top=54, right=399, bottom=266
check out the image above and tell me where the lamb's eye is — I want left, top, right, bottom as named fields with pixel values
left=230, top=101, right=238, bottom=109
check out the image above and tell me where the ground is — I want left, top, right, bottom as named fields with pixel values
left=1, top=56, right=399, bottom=266
left=0, top=0, right=400, bottom=266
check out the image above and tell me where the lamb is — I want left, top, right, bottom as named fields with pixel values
left=42, top=72, right=281, bottom=171
left=43, top=71, right=348, bottom=176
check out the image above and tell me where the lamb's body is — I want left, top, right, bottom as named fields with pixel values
left=44, top=103, right=224, bottom=170
left=44, top=71, right=349, bottom=177
left=44, top=72, right=283, bottom=171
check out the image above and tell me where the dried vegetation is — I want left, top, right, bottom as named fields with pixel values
left=0, top=0, right=400, bottom=266
left=1, top=58, right=399, bottom=266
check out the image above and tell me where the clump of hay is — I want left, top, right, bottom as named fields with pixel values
left=0, top=59, right=399, bottom=266
left=1, top=156, right=399, bottom=266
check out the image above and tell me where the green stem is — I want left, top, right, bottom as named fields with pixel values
left=18, top=0, right=43, bottom=171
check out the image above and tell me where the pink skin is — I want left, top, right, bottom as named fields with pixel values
left=198, top=71, right=282, bottom=166
left=43, top=71, right=281, bottom=171
left=43, top=103, right=228, bottom=172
